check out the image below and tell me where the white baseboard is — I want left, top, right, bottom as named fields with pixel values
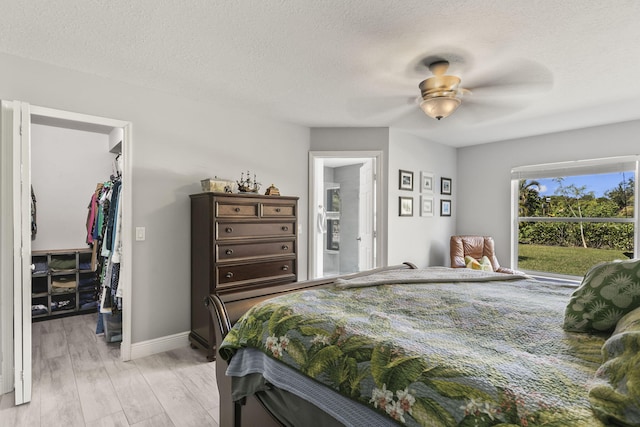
left=130, top=331, right=190, bottom=360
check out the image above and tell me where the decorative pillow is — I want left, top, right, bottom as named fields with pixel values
left=612, top=305, right=640, bottom=336
left=464, top=255, right=493, bottom=272
left=564, top=259, right=640, bottom=333
left=588, top=307, right=640, bottom=425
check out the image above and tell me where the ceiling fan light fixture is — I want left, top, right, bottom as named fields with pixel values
left=420, top=96, right=461, bottom=120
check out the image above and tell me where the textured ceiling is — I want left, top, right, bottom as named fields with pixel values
left=1, top=1, right=640, bottom=147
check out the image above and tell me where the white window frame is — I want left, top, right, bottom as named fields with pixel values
left=510, top=155, right=640, bottom=279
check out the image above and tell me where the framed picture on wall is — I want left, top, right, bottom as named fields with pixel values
left=399, top=196, right=413, bottom=216
left=440, top=199, right=452, bottom=216
left=326, top=219, right=340, bottom=251
left=399, top=170, right=414, bottom=191
left=420, top=171, right=434, bottom=193
left=326, top=187, right=340, bottom=212
left=420, top=195, right=434, bottom=217
left=441, top=177, right=452, bottom=195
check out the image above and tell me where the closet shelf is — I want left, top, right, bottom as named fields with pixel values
left=31, top=248, right=98, bottom=321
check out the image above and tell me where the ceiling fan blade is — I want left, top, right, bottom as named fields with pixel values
left=464, top=58, right=554, bottom=96
left=346, top=95, right=418, bottom=121
left=457, top=96, right=531, bottom=122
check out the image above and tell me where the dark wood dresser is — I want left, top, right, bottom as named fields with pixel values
left=190, top=192, right=299, bottom=360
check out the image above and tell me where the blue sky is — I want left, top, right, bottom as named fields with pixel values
left=536, top=172, right=634, bottom=198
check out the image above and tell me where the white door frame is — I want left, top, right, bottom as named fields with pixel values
left=358, top=158, right=375, bottom=271
left=0, top=101, right=15, bottom=395
left=28, top=105, right=134, bottom=362
left=0, top=102, right=133, bottom=404
left=0, top=100, right=32, bottom=401
left=14, top=102, right=32, bottom=404
left=308, top=151, right=384, bottom=279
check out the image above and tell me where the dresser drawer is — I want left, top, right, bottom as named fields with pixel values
left=217, top=222, right=296, bottom=239
left=217, top=259, right=296, bottom=287
left=217, top=240, right=295, bottom=261
left=216, top=201, right=259, bottom=218
left=261, top=202, right=296, bottom=217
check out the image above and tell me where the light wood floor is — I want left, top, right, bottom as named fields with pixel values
left=0, top=313, right=220, bottom=427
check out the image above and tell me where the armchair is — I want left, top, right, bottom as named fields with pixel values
left=450, top=235, right=521, bottom=274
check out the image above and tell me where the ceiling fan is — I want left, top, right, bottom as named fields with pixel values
left=414, top=56, right=553, bottom=121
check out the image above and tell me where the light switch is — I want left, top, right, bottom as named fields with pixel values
left=135, top=227, right=145, bottom=241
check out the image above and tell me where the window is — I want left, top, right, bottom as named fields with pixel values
left=512, top=156, right=639, bottom=279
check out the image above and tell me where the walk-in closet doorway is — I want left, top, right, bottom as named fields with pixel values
left=0, top=101, right=133, bottom=405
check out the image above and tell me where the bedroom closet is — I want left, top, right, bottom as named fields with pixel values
left=30, top=117, right=124, bottom=339
left=0, top=101, right=132, bottom=405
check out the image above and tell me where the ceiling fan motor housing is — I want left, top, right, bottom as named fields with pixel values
left=419, top=61, right=463, bottom=120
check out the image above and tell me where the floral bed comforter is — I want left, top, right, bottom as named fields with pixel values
left=219, top=268, right=608, bottom=426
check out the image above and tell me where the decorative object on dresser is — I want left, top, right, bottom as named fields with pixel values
left=201, top=176, right=234, bottom=193
left=31, top=248, right=98, bottom=320
left=236, top=170, right=261, bottom=193
left=190, top=192, right=299, bottom=361
left=264, top=184, right=280, bottom=196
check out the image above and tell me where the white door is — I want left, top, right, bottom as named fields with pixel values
left=0, top=101, right=17, bottom=396
left=358, top=159, right=375, bottom=270
left=0, top=100, right=33, bottom=404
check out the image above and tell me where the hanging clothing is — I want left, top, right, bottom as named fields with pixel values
left=85, top=183, right=103, bottom=244
left=105, top=180, right=121, bottom=252
left=31, top=185, right=37, bottom=239
left=85, top=159, right=124, bottom=338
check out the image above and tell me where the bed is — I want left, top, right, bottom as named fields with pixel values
left=209, top=262, right=640, bottom=427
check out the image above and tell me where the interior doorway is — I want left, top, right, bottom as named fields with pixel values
left=308, top=151, right=383, bottom=279
left=0, top=101, right=132, bottom=405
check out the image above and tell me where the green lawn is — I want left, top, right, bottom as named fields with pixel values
left=517, top=244, right=631, bottom=277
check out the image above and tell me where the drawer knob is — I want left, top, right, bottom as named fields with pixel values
left=281, top=226, right=289, bottom=231
left=225, top=249, right=233, bottom=255
left=282, top=265, right=289, bottom=271
left=275, top=208, right=281, bottom=213
left=225, top=272, right=234, bottom=279
left=225, top=227, right=233, bottom=233
left=282, top=245, right=289, bottom=250
left=234, top=207, right=241, bottom=212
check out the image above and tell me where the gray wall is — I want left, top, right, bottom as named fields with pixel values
left=388, top=129, right=457, bottom=267
left=30, top=124, right=114, bottom=251
left=456, top=120, right=640, bottom=269
left=0, top=52, right=310, bottom=344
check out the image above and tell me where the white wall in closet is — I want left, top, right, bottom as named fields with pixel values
left=30, top=124, right=113, bottom=251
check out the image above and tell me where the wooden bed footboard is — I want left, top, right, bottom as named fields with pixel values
left=206, top=263, right=417, bottom=427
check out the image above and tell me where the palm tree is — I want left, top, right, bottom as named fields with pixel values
left=519, top=179, right=541, bottom=217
